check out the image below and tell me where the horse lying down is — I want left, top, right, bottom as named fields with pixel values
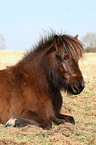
left=0, top=33, right=85, bottom=129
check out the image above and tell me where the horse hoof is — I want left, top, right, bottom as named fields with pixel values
left=70, top=117, right=75, bottom=125
left=5, top=118, right=16, bottom=127
left=41, top=122, right=52, bottom=130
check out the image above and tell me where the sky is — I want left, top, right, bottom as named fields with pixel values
left=0, top=0, right=96, bottom=50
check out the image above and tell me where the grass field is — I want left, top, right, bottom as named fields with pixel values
left=0, top=51, right=96, bottom=145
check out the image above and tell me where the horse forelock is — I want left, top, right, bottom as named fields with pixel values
left=61, top=35, right=84, bottom=61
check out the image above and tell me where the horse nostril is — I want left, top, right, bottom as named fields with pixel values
left=71, top=79, right=85, bottom=95
left=74, top=81, right=80, bottom=91
left=71, top=81, right=80, bottom=94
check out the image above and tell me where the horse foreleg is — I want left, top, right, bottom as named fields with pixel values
left=51, top=114, right=75, bottom=125
left=56, top=113, right=75, bottom=125
left=5, top=111, right=52, bottom=130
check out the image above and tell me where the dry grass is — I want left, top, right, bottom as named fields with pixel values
left=0, top=50, right=96, bottom=145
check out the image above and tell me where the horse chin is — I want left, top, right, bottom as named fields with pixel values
left=69, top=90, right=82, bottom=95
left=67, top=85, right=84, bottom=95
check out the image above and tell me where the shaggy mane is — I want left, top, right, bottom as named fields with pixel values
left=24, top=33, right=84, bottom=61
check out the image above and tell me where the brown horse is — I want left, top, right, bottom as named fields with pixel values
left=0, top=33, right=85, bottom=129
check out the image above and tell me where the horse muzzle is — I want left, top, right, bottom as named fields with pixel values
left=70, top=79, right=85, bottom=95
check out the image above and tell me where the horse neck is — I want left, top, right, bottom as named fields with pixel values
left=15, top=49, right=51, bottom=89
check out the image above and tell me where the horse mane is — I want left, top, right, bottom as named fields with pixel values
left=24, top=33, right=84, bottom=62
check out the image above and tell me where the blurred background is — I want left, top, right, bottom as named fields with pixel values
left=0, top=0, right=96, bottom=52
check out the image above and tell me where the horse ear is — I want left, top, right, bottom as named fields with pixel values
left=74, top=34, right=78, bottom=40
left=53, top=35, right=61, bottom=50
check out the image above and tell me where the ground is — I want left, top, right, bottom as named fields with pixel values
left=0, top=50, right=96, bottom=145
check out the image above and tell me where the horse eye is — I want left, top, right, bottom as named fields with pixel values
left=63, top=56, right=68, bottom=61
left=56, top=55, right=68, bottom=61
